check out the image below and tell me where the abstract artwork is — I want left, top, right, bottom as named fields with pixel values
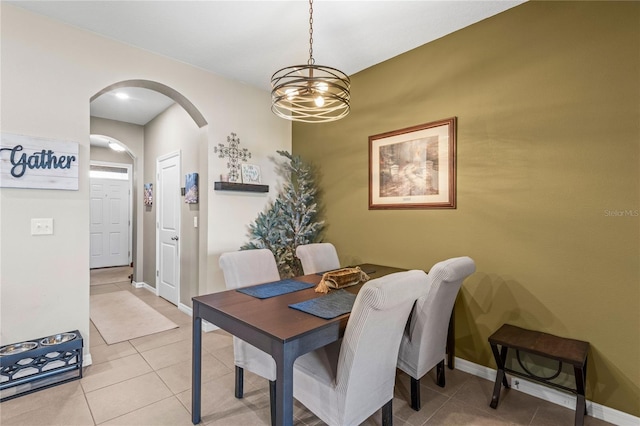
left=185, top=173, right=198, bottom=204
left=144, top=183, right=153, bottom=206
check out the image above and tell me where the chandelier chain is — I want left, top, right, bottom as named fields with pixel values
left=308, top=0, right=314, bottom=65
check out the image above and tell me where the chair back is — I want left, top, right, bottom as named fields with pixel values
left=336, top=270, right=427, bottom=421
left=219, top=248, right=280, bottom=289
left=295, top=243, right=340, bottom=275
left=397, top=256, right=476, bottom=378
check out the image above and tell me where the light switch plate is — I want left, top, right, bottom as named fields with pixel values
left=31, top=218, right=53, bottom=235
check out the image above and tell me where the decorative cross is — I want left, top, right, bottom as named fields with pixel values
left=214, top=132, right=251, bottom=182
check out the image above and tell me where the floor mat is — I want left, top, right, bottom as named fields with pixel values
left=90, top=291, right=178, bottom=344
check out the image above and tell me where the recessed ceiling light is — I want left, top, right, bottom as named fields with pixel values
left=115, top=92, right=129, bottom=100
left=108, top=141, right=126, bottom=152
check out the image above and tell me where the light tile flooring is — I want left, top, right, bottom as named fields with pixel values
left=1, top=279, right=614, bottom=426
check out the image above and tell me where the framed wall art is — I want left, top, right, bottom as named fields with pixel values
left=1, top=132, right=79, bottom=190
left=241, top=164, right=261, bottom=184
left=369, top=117, right=456, bottom=209
left=143, top=183, right=153, bottom=206
left=185, top=172, right=198, bottom=204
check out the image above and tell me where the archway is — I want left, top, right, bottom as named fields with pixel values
left=90, top=80, right=208, bottom=310
left=91, top=80, right=207, bottom=128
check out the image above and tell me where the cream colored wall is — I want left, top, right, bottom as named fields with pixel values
left=293, top=1, right=639, bottom=417
left=0, top=5, right=290, bottom=359
left=206, top=94, right=291, bottom=296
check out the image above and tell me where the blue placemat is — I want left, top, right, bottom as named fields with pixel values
left=289, top=290, right=357, bottom=319
left=236, top=279, right=315, bottom=299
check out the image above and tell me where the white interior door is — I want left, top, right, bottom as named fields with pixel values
left=90, top=178, right=130, bottom=268
left=157, top=152, right=181, bottom=305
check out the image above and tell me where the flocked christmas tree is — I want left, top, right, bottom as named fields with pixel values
left=241, top=151, right=324, bottom=278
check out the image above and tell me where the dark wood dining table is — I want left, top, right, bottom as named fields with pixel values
left=191, top=263, right=455, bottom=426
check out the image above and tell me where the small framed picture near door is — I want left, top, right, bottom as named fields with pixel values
left=369, top=117, right=456, bottom=209
left=185, top=172, right=198, bottom=204
left=144, top=183, right=153, bottom=206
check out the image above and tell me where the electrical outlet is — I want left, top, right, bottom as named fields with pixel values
left=31, top=218, right=53, bottom=235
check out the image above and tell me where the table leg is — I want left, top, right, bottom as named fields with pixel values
left=273, top=343, right=296, bottom=426
left=192, top=313, right=202, bottom=425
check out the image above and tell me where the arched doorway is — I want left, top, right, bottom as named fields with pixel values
left=90, top=79, right=208, bottom=309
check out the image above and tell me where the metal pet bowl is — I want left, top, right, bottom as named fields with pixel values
left=40, top=333, right=76, bottom=346
left=0, top=341, right=38, bottom=356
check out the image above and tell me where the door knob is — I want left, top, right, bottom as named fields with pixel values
left=171, top=236, right=179, bottom=241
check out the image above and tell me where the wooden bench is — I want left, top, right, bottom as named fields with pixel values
left=488, top=324, right=589, bottom=426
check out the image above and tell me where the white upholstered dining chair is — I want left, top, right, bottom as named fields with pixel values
left=295, top=242, right=340, bottom=274
left=293, top=270, right=427, bottom=426
left=218, top=248, right=280, bottom=425
left=397, top=256, right=476, bottom=411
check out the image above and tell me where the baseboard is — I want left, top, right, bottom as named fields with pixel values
left=178, top=303, right=219, bottom=332
left=82, top=353, right=92, bottom=367
left=178, top=302, right=192, bottom=317
left=454, top=357, right=639, bottom=426
left=132, top=281, right=157, bottom=295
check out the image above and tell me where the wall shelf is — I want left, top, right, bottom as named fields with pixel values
left=214, top=182, right=269, bottom=193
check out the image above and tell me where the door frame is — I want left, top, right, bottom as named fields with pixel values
left=155, top=151, right=181, bottom=302
left=89, top=160, right=133, bottom=267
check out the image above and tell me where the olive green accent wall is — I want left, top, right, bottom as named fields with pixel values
left=293, top=1, right=639, bottom=416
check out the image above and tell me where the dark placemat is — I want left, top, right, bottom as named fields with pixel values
left=289, top=289, right=357, bottom=319
left=237, top=279, right=315, bottom=299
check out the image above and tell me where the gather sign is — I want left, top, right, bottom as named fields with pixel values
left=0, top=133, right=79, bottom=190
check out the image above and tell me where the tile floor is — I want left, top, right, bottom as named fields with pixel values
left=0, top=279, right=615, bottom=426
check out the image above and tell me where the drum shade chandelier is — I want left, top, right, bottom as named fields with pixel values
left=270, top=0, right=351, bottom=123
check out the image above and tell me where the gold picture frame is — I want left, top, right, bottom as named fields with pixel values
left=369, top=117, right=456, bottom=209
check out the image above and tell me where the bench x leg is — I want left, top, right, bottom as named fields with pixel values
left=490, top=344, right=509, bottom=409
left=574, top=363, right=587, bottom=426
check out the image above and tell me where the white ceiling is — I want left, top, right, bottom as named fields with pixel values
left=10, top=0, right=525, bottom=126
left=90, top=87, right=176, bottom=126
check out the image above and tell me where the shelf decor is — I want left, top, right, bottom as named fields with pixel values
left=214, top=132, right=251, bottom=183
left=241, top=164, right=261, bottom=184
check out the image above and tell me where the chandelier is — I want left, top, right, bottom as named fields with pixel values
left=270, top=0, right=351, bottom=123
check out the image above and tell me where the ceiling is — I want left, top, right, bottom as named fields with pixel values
left=10, top=1, right=525, bottom=127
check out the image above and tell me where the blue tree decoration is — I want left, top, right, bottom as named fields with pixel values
left=242, top=151, right=324, bottom=278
